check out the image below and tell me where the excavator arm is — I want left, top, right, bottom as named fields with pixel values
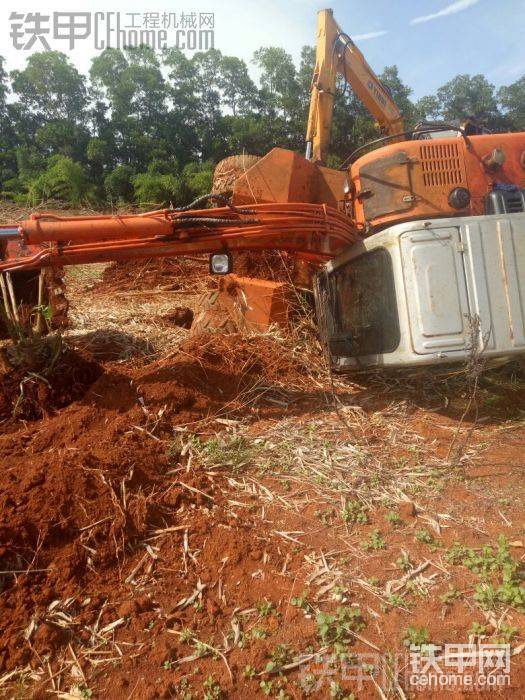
left=305, top=8, right=404, bottom=164
left=0, top=201, right=358, bottom=274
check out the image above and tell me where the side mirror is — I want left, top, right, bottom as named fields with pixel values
left=209, top=252, right=233, bottom=275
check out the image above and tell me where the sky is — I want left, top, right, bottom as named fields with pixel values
left=1, top=0, right=524, bottom=99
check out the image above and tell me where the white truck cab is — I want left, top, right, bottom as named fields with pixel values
left=315, top=212, right=525, bottom=369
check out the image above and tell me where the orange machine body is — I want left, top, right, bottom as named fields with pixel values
left=350, top=132, right=525, bottom=231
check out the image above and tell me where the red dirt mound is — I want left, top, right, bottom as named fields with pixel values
left=0, top=332, right=314, bottom=676
left=130, top=333, right=311, bottom=430
left=0, top=346, right=102, bottom=423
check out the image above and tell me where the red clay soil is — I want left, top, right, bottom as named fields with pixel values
left=0, top=347, right=102, bottom=423
left=0, top=334, right=314, bottom=691
left=1, top=335, right=524, bottom=698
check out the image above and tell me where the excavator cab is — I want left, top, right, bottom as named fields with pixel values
left=315, top=210, right=525, bottom=370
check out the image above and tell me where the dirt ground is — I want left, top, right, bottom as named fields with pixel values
left=0, top=256, right=524, bottom=699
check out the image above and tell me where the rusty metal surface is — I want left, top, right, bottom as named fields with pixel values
left=358, top=151, right=414, bottom=220
left=351, top=132, right=525, bottom=230
left=232, top=148, right=346, bottom=209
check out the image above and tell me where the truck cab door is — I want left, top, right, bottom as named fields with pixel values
left=400, top=228, right=470, bottom=355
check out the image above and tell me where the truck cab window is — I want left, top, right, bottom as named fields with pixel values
left=327, top=249, right=400, bottom=357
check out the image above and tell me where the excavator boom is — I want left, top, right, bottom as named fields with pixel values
left=306, top=8, right=404, bottom=164
left=0, top=202, right=359, bottom=273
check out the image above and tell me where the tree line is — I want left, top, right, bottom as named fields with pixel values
left=0, top=45, right=523, bottom=207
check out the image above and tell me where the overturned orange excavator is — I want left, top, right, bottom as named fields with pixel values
left=2, top=9, right=525, bottom=369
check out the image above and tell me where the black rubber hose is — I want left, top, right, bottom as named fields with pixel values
left=175, top=216, right=259, bottom=226
left=173, top=193, right=255, bottom=215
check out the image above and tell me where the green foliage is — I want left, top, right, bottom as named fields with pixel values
left=200, top=434, right=263, bottom=472
left=494, top=623, right=519, bottom=644
left=385, top=511, right=401, bottom=528
left=446, top=535, right=525, bottom=612
left=402, top=626, right=430, bottom=647
left=414, top=529, right=439, bottom=548
left=256, top=599, right=278, bottom=618
left=316, top=605, right=365, bottom=657
left=27, top=155, right=91, bottom=205
left=265, top=643, right=293, bottom=671
left=132, top=169, right=183, bottom=206
left=0, top=45, right=522, bottom=204
left=440, top=586, right=461, bottom=605
left=329, top=682, right=355, bottom=700
left=341, top=500, right=368, bottom=525
left=499, top=76, right=525, bottom=130
left=104, top=165, right=135, bottom=202
left=10, top=51, right=87, bottom=122
left=182, top=161, right=214, bottom=198
left=203, top=676, right=222, bottom=700
left=290, top=590, right=312, bottom=613
left=381, top=593, right=411, bottom=612
left=469, top=621, right=489, bottom=637
left=361, top=529, right=386, bottom=551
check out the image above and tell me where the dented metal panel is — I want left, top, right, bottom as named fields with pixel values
left=461, top=216, right=525, bottom=352
left=322, top=212, right=525, bottom=370
left=400, top=228, right=470, bottom=355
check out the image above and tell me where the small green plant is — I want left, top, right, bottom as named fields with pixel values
left=402, top=626, right=430, bottom=647
left=166, top=434, right=184, bottom=464
left=414, top=529, right=439, bottom=548
left=259, top=680, right=274, bottom=696
left=180, top=627, right=194, bottom=643
left=291, top=590, right=313, bottom=613
left=275, top=690, right=290, bottom=700
left=266, top=643, right=293, bottom=671
left=203, top=676, right=222, bottom=700
left=243, top=664, right=256, bottom=679
left=361, top=530, right=386, bottom=551
left=331, top=585, right=349, bottom=602
left=256, top=599, right=278, bottom=618
left=494, top=623, right=519, bottom=643
left=341, top=500, right=368, bottom=525
left=385, top=511, right=401, bottom=528
left=440, top=586, right=461, bottom=605
left=250, top=626, right=268, bottom=639
left=193, top=639, right=211, bottom=658
left=469, top=621, right=489, bottom=637
left=447, top=536, right=525, bottom=612
left=396, top=551, right=412, bottom=572
left=175, top=677, right=194, bottom=700
left=329, top=681, right=355, bottom=699
left=317, top=606, right=366, bottom=658
left=201, top=435, right=261, bottom=471
left=316, top=507, right=336, bottom=524
left=381, top=593, right=410, bottom=612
